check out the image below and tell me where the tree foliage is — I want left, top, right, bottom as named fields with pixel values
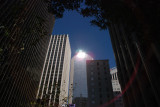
left=48, top=0, right=83, bottom=18
left=49, top=0, right=160, bottom=31
left=81, top=0, right=109, bottom=30
left=49, top=0, right=130, bottom=30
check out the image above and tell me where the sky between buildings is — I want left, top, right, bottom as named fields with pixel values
left=52, top=10, right=116, bottom=68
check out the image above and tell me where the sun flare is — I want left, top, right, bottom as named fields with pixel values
left=77, top=50, right=86, bottom=58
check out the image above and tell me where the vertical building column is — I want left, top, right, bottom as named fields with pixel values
left=36, top=35, right=52, bottom=98
left=119, top=22, right=151, bottom=107
left=113, top=22, right=141, bottom=107
left=41, top=36, right=55, bottom=98
left=36, top=35, right=71, bottom=106
left=109, top=22, right=132, bottom=107
left=115, top=73, right=118, bottom=80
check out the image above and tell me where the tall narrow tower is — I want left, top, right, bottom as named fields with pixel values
left=69, top=51, right=93, bottom=107
left=37, top=35, right=71, bottom=106
left=106, top=1, right=160, bottom=106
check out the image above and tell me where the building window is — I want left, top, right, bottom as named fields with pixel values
left=99, top=94, right=102, bottom=98
left=99, top=88, right=102, bottom=92
left=91, top=101, right=95, bottom=104
left=92, top=89, right=95, bottom=92
left=106, top=88, right=109, bottom=91
left=117, top=88, right=120, bottom=90
left=100, top=100, right=103, bottom=104
left=91, top=83, right=94, bottom=86
left=91, top=72, right=93, bottom=75
left=90, top=62, right=94, bottom=65
left=91, top=77, right=94, bottom=80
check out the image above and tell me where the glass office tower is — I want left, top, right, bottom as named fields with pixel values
left=69, top=51, right=93, bottom=107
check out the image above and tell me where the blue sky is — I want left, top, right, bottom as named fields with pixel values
left=52, top=10, right=116, bottom=68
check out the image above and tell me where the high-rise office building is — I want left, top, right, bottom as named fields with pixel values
left=69, top=51, right=93, bottom=107
left=0, top=0, right=54, bottom=106
left=36, top=35, right=71, bottom=106
left=107, top=0, right=160, bottom=106
left=86, top=60, right=114, bottom=107
left=110, top=67, right=123, bottom=107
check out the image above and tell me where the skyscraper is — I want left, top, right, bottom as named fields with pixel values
left=36, top=35, right=71, bottom=106
left=69, top=51, right=93, bottom=107
left=0, top=0, right=54, bottom=106
left=86, top=60, right=114, bottom=107
left=107, top=0, right=160, bottom=106
left=110, top=67, right=123, bottom=107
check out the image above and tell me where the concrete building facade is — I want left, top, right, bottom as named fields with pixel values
left=86, top=60, right=114, bottom=107
left=110, top=67, right=123, bottom=107
left=37, top=35, right=71, bottom=106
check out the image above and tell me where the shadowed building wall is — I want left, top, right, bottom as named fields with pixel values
left=0, top=0, right=54, bottom=106
left=105, top=0, right=160, bottom=106
left=86, top=60, right=114, bottom=107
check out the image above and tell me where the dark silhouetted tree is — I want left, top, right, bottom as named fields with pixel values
left=49, top=0, right=133, bottom=30
left=48, top=0, right=83, bottom=18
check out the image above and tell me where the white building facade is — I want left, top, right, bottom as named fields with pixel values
left=110, top=67, right=124, bottom=107
left=110, top=67, right=121, bottom=92
left=36, top=35, right=71, bottom=106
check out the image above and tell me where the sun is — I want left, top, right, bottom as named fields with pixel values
left=77, top=50, right=86, bottom=58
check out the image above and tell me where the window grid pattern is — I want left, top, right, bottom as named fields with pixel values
left=86, top=60, right=114, bottom=107
left=0, top=0, right=54, bottom=106
left=36, top=35, right=69, bottom=106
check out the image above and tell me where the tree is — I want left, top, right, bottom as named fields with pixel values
left=48, top=0, right=134, bottom=30
left=49, top=0, right=160, bottom=48
left=0, top=0, right=49, bottom=67
left=32, top=80, right=74, bottom=107
left=47, top=0, right=83, bottom=18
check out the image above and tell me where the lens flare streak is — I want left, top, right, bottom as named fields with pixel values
left=100, top=55, right=140, bottom=107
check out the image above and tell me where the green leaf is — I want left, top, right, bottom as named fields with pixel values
left=0, top=48, right=3, bottom=52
